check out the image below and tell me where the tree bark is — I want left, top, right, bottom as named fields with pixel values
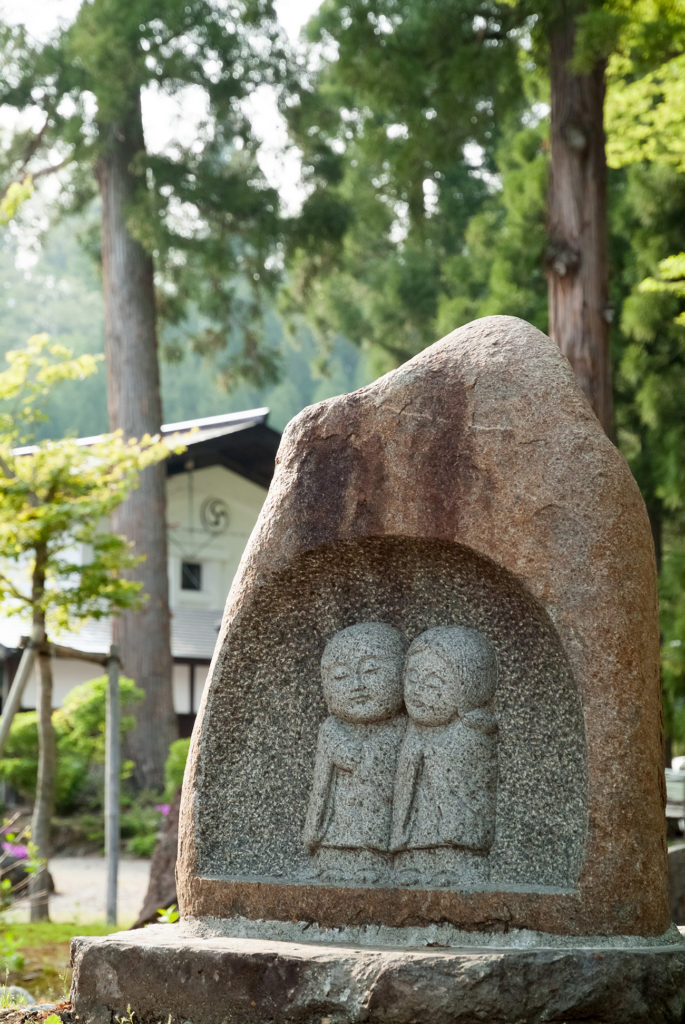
left=546, top=6, right=613, bottom=436
left=96, top=93, right=177, bottom=791
left=29, top=551, right=52, bottom=922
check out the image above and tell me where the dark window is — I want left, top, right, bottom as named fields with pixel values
left=181, top=561, right=202, bottom=591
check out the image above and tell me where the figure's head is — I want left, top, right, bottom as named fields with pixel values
left=321, top=622, right=405, bottom=724
left=403, top=626, right=497, bottom=727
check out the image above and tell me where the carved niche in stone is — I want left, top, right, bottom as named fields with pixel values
left=303, top=622, right=498, bottom=888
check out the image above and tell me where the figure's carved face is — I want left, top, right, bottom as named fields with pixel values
left=403, top=646, right=460, bottom=726
left=322, top=625, right=404, bottom=724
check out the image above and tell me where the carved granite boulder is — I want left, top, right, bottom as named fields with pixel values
left=177, top=314, right=666, bottom=938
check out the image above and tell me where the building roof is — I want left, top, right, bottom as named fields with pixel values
left=0, top=408, right=280, bottom=666
left=14, top=409, right=282, bottom=490
left=163, top=409, right=281, bottom=489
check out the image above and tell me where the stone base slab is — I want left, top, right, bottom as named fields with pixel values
left=71, top=923, right=685, bottom=1024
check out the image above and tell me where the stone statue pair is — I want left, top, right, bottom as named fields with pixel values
left=303, top=622, right=498, bottom=887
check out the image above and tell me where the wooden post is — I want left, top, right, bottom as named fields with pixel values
left=105, top=645, right=121, bottom=925
left=0, top=630, right=41, bottom=756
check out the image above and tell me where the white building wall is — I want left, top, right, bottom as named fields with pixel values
left=21, top=657, right=107, bottom=711
left=167, top=464, right=266, bottom=612
left=20, top=657, right=205, bottom=715
left=172, top=662, right=191, bottom=714
left=3, top=460, right=269, bottom=715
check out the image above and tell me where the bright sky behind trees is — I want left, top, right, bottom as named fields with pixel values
left=0, top=0, right=322, bottom=212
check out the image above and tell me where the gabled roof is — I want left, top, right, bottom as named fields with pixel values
left=163, top=409, right=281, bottom=489
left=14, top=409, right=282, bottom=491
left=0, top=408, right=281, bottom=665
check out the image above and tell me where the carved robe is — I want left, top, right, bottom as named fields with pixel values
left=304, top=715, right=406, bottom=852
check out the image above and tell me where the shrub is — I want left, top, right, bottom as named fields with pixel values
left=120, top=799, right=164, bottom=857
left=0, top=674, right=142, bottom=814
left=0, top=713, right=39, bottom=803
left=164, top=738, right=190, bottom=798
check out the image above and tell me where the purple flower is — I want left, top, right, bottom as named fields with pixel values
left=154, top=804, right=170, bottom=817
left=2, top=841, right=28, bottom=859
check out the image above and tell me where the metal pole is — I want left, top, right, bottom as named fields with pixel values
left=0, top=627, right=41, bottom=756
left=105, top=644, right=121, bottom=926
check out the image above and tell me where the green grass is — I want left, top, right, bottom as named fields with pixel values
left=1, top=919, right=126, bottom=1004
left=8, top=920, right=116, bottom=944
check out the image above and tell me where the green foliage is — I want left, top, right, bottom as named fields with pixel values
left=120, top=800, right=164, bottom=857
left=661, top=532, right=685, bottom=746
left=0, top=816, right=45, bottom=967
left=606, top=54, right=685, bottom=173
left=639, top=253, right=685, bottom=328
left=164, top=738, right=190, bottom=798
left=157, top=904, right=179, bottom=924
left=0, top=676, right=142, bottom=813
left=0, top=210, right=372, bottom=442
left=0, top=335, right=175, bottom=634
left=286, top=0, right=529, bottom=360
left=602, top=0, right=685, bottom=172
left=0, top=932, right=23, bottom=972
left=56, top=674, right=142, bottom=758
left=0, top=215, right=108, bottom=441
left=0, top=177, right=33, bottom=226
left=436, top=125, right=549, bottom=337
left=0, top=714, right=39, bottom=805
left=613, top=167, right=685, bottom=502
left=0, top=0, right=292, bottom=388
left=608, top=156, right=685, bottom=745
left=161, top=306, right=374, bottom=432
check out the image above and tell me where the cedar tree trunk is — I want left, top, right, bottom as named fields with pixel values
left=96, top=93, right=177, bottom=791
left=546, top=8, right=613, bottom=436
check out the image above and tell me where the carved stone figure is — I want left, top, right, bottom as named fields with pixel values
left=391, top=626, right=498, bottom=887
left=303, top=622, right=406, bottom=883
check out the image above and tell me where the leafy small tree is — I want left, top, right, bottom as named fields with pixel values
left=0, top=674, right=142, bottom=813
left=0, top=334, right=172, bottom=919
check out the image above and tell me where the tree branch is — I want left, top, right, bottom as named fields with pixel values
left=20, top=113, right=51, bottom=167
left=41, top=641, right=109, bottom=666
left=0, top=572, right=31, bottom=605
left=8, top=114, right=73, bottom=186
left=30, top=154, right=72, bottom=182
left=0, top=454, right=16, bottom=480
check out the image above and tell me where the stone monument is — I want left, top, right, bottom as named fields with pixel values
left=71, top=316, right=685, bottom=1024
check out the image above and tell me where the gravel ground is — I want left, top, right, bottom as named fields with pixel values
left=5, top=855, right=151, bottom=925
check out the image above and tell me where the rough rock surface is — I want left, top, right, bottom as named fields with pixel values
left=668, top=844, right=685, bottom=925
left=132, top=788, right=180, bottom=929
left=70, top=925, right=685, bottom=1024
left=178, top=316, right=665, bottom=936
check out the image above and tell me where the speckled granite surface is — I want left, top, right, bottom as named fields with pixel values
left=177, top=315, right=666, bottom=937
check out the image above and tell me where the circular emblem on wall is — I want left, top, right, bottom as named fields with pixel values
left=200, top=497, right=230, bottom=536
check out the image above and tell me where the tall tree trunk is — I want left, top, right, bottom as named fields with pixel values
left=96, top=93, right=177, bottom=791
left=546, top=5, right=613, bottom=436
left=29, top=552, right=52, bottom=922
left=30, top=649, right=54, bottom=921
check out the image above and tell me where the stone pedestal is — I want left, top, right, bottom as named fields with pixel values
left=71, top=924, right=685, bottom=1024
